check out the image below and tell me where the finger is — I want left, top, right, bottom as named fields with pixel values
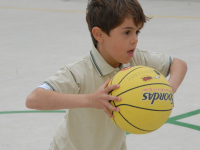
left=105, top=84, right=120, bottom=93
left=102, top=79, right=111, bottom=89
left=106, top=102, right=120, bottom=112
left=106, top=95, right=121, bottom=101
left=103, top=107, right=114, bottom=118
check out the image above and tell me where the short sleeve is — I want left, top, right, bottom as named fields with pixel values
left=43, top=66, right=80, bottom=94
left=132, top=48, right=172, bottom=77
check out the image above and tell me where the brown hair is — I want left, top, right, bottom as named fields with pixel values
left=86, top=0, right=150, bottom=47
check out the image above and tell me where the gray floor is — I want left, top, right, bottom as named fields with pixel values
left=0, top=0, right=200, bottom=150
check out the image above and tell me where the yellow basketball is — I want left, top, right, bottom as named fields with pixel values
left=108, top=66, right=174, bottom=134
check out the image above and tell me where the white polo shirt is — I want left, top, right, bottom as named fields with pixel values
left=43, top=46, right=172, bottom=150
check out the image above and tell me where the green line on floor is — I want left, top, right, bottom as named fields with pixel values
left=0, top=110, right=66, bottom=114
left=168, top=121, right=200, bottom=131
left=165, top=109, right=200, bottom=131
left=166, top=109, right=200, bottom=122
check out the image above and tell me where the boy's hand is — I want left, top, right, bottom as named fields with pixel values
left=88, top=79, right=121, bottom=118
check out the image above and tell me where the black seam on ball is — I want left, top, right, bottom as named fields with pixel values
left=113, top=101, right=120, bottom=128
left=118, top=66, right=144, bottom=85
left=119, top=111, right=155, bottom=132
left=115, top=104, right=172, bottom=111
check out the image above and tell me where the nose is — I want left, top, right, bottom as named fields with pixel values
left=130, top=34, right=138, bottom=44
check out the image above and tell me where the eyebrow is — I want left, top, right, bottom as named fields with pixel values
left=122, top=26, right=142, bottom=30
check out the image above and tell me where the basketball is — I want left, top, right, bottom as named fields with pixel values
left=108, top=66, right=174, bottom=134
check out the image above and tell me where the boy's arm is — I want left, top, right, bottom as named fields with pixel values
left=26, top=88, right=90, bottom=110
left=168, top=58, right=187, bottom=94
left=26, top=79, right=120, bottom=118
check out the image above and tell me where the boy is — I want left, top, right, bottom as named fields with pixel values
left=26, top=0, right=187, bottom=150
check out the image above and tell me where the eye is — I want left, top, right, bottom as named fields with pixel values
left=136, top=30, right=141, bottom=35
left=124, top=31, right=130, bottom=35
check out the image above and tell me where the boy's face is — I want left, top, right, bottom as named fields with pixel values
left=99, top=17, right=141, bottom=68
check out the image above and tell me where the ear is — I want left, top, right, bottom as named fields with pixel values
left=92, top=27, right=104, bottom=43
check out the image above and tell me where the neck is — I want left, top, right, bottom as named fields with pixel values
left=96, top=43, right=120, bottom=68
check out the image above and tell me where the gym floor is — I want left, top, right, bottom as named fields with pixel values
left=0, top=0, right=200, bottom=149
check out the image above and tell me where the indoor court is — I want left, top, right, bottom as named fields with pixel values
left=0, top=0, right=200, bottom=149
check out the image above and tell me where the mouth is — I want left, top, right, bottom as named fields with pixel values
left=127, top=48, right=135, bottom=57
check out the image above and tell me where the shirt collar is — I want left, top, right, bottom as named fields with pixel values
left=90, top=46, right=130, bottom=76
